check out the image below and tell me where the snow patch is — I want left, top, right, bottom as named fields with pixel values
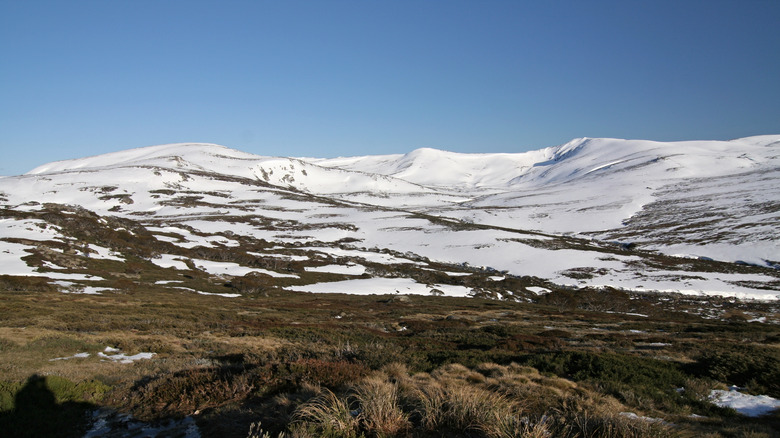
left=709, top=389, right=780, bottom=417
left=49, top=352, right=90, bottom=361
left=304, top=264, right=367, bottom=275
left=286, top=277, right=474, bottom=297
left=98, top=351, right=156, bottom=364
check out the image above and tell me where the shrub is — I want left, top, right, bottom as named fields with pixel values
left=117, top=366, right=258, bottom=420
left=518, top=351, right=688, bottom=413
left=686, top=347, right=780, bottom=398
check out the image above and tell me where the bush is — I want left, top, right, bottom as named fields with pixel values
left=519, top=351, right=688, bottom=412
left=686, top=346, right=780, bottom=397
left=286, top=359, right=368, bottom=389
left=117, top=366, right=259, bottom=420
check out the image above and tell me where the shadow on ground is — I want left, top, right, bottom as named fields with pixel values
left=0, top=374, right=95, bottom=438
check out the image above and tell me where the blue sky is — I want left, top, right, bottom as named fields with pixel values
left=1, top=0, right=779, bottom=175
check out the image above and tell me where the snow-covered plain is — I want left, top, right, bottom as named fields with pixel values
left=1, top=136, right=778, bottom=300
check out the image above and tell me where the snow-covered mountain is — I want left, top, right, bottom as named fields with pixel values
left=1, top=136, right=778, bottom=300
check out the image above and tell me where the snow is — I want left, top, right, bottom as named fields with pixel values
left=196, top=291, right=241, bottom=298
left=50, top=352, right=90, bottom=361
left=304, top=264, right=367, bottom=275
left=85, top=244, right=124, bottom=261
left=0, top=218, right=62, bottom=240
left=191, top=258, right=298, bottom=278
left=171, top=287, right=241, bottom=298
left=147, top=225, right=241, bottom=248
left=49, top=347, right=156, bottom=364
left=248, top=251, right=309, bottom=261
left=439, top=271, right=471, bottom=277
left=619, top=412, right=668, bottom=425
left=0, top=240, right=44, bottom=276
left=606, top=311, right=648, bottom=318
left=150, top=254, right=190, bottom=270
left=296, top=246, right=426, bottom=265
left=2, top=136, right=779, bottom=300
left=0, top=241, right=104, bottom=281
left=98, top=351, right=156, bottom=364
left=709, top=389, right=780, bottom=417
left=286, top=277, right=474, bottom=297
left=61, top=286, right=112, bottom=295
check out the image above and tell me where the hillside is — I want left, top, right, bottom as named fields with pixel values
left=1, top=136, right=778, bottom=301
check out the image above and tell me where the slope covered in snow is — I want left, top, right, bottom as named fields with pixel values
left=1, top=135, right=778, bottom=301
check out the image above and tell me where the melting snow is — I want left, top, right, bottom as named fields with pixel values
left=0, top=218, right=62, bottom=240
left=49, top=352, right=90, bottom=361
left=151, top=254, right=190, bottom=270
left=286, top=277, right=473, bottom=297
left=196, top=291, right=241, bottom=298
left=709, top=389, right=780, bottom=417
left=191, top=258, right=298, bottom=278
left=304, top=264, right=367, bottom=275
left=85, top=244, right=124, bottom=261
left=248, top=251, right=309, bottom=261
left=2, top=136, right=779, bottom=300
left=98, top=351, right=156, bottom=364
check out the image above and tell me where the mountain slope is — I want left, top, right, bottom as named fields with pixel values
left=1, top=136, right=778, bottom=301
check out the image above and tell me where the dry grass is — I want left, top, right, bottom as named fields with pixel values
left=353, top=376, right=409, bottom=437
left=292, top=387, right=359, bottom=437
left=283, top=361, right=677, bottom=438
left=1, top=278, right=777, bottom=437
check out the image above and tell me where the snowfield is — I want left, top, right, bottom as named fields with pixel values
left=0, top=135, right=778, bottom=300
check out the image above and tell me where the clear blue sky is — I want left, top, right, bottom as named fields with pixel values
left=1, top=0, right=779, bottom=175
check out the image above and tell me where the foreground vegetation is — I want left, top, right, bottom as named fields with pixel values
left=0, top=285, right=778, bottom=437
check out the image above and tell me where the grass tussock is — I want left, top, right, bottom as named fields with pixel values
left=353, top=377, right=410, bottom=437
left=292, top=388, right=360, bottom=437
left=282, top=362, right=675, bottom=438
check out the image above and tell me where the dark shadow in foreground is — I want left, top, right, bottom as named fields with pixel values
left=0, top=374, right=95, bottom=438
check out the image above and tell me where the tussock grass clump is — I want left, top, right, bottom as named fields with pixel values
left=283, top=362, right=673, bottom=438
left=292, top=387, right=360, bottom=437
left=353, top=376, right=410, bottom=437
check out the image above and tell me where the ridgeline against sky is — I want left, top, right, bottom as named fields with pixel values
left=1, top=0, right=779, bottom=176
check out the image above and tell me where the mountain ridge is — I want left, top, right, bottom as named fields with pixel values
left=1, top=135, right=778, bottom=301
